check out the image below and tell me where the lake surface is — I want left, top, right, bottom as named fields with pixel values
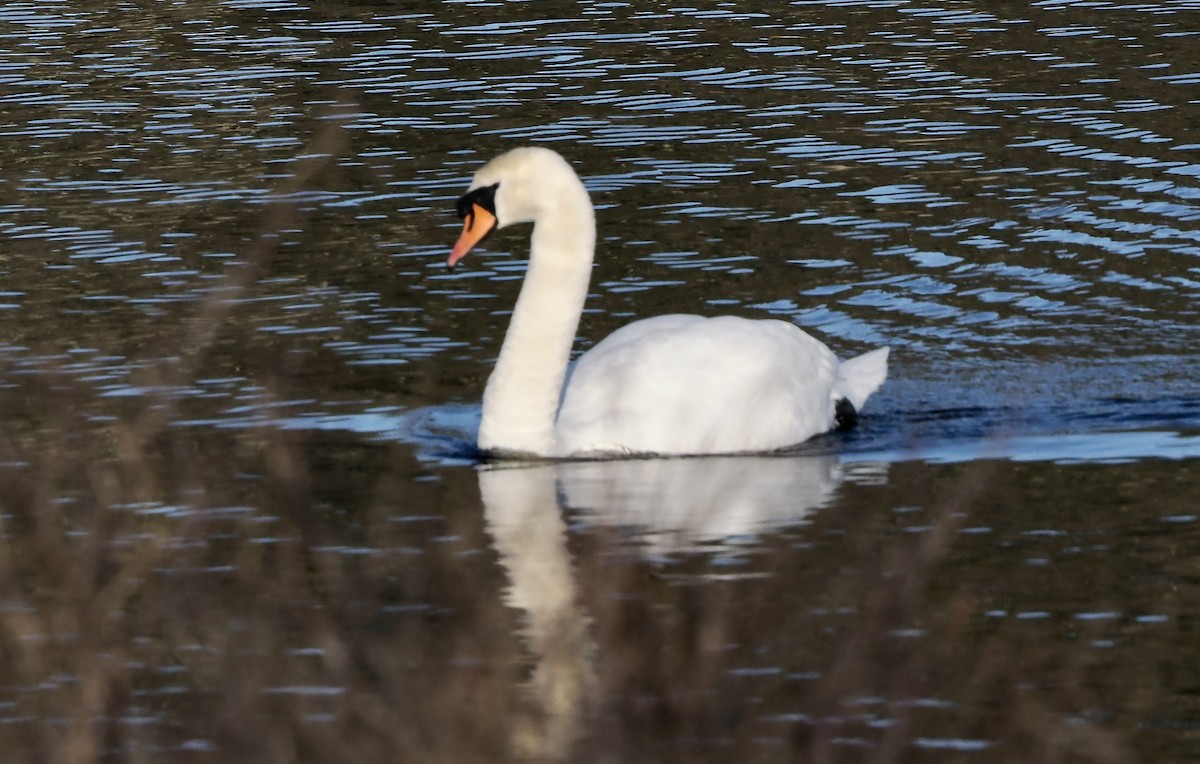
left=1, top=1, right=1198, bottom=761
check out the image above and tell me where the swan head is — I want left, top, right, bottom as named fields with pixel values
left=447, top=147, right=590, bottom=268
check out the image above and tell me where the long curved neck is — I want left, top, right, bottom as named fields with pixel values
left=478, top=191, right=595, bottom=457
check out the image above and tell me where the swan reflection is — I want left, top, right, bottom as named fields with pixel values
left=478, top=453, right=871, bottom=759
left=553, top=453, right=845, bottom=552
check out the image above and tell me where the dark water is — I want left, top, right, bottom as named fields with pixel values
left=1, top=1, right=1198, bottom=761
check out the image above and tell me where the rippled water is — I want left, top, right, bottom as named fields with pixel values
left=1, top=1, right=1198, bottom=761
left=3, top=0, right=1197, bottom=449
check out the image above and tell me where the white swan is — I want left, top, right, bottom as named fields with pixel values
left=447, top=147, right=889, bottom=458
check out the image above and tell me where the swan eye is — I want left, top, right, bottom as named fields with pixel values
left=455, top=182, right=499, bottom=222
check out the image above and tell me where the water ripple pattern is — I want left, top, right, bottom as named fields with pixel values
left=0, top=0, right=1197, bottom=435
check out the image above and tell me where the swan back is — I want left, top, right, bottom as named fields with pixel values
left=555, top=315, right=847, bottom=456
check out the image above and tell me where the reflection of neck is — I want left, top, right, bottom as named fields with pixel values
left=478, top=465, right=596, bottom=759
left=478, top=191, right=595, bottom=457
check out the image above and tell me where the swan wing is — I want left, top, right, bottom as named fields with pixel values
left=555, top=315, right=846, bottom=456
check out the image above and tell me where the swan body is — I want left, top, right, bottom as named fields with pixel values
left=447, top=147, right=889, bottom=458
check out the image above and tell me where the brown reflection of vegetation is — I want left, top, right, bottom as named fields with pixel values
left=0, top=376, right=519, bottom=763
left=568, top=460, right=1160, bottom=764
left=6, top=381, right=1193, bottom=763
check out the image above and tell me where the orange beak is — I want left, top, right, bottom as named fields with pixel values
left=448, top=204, right=497, bottom=269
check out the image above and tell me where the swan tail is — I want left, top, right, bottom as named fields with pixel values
left=833, top=347, right=890, bottom=411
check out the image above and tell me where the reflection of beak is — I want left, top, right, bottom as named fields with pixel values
left=448, top=204, right=497, bottom=269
